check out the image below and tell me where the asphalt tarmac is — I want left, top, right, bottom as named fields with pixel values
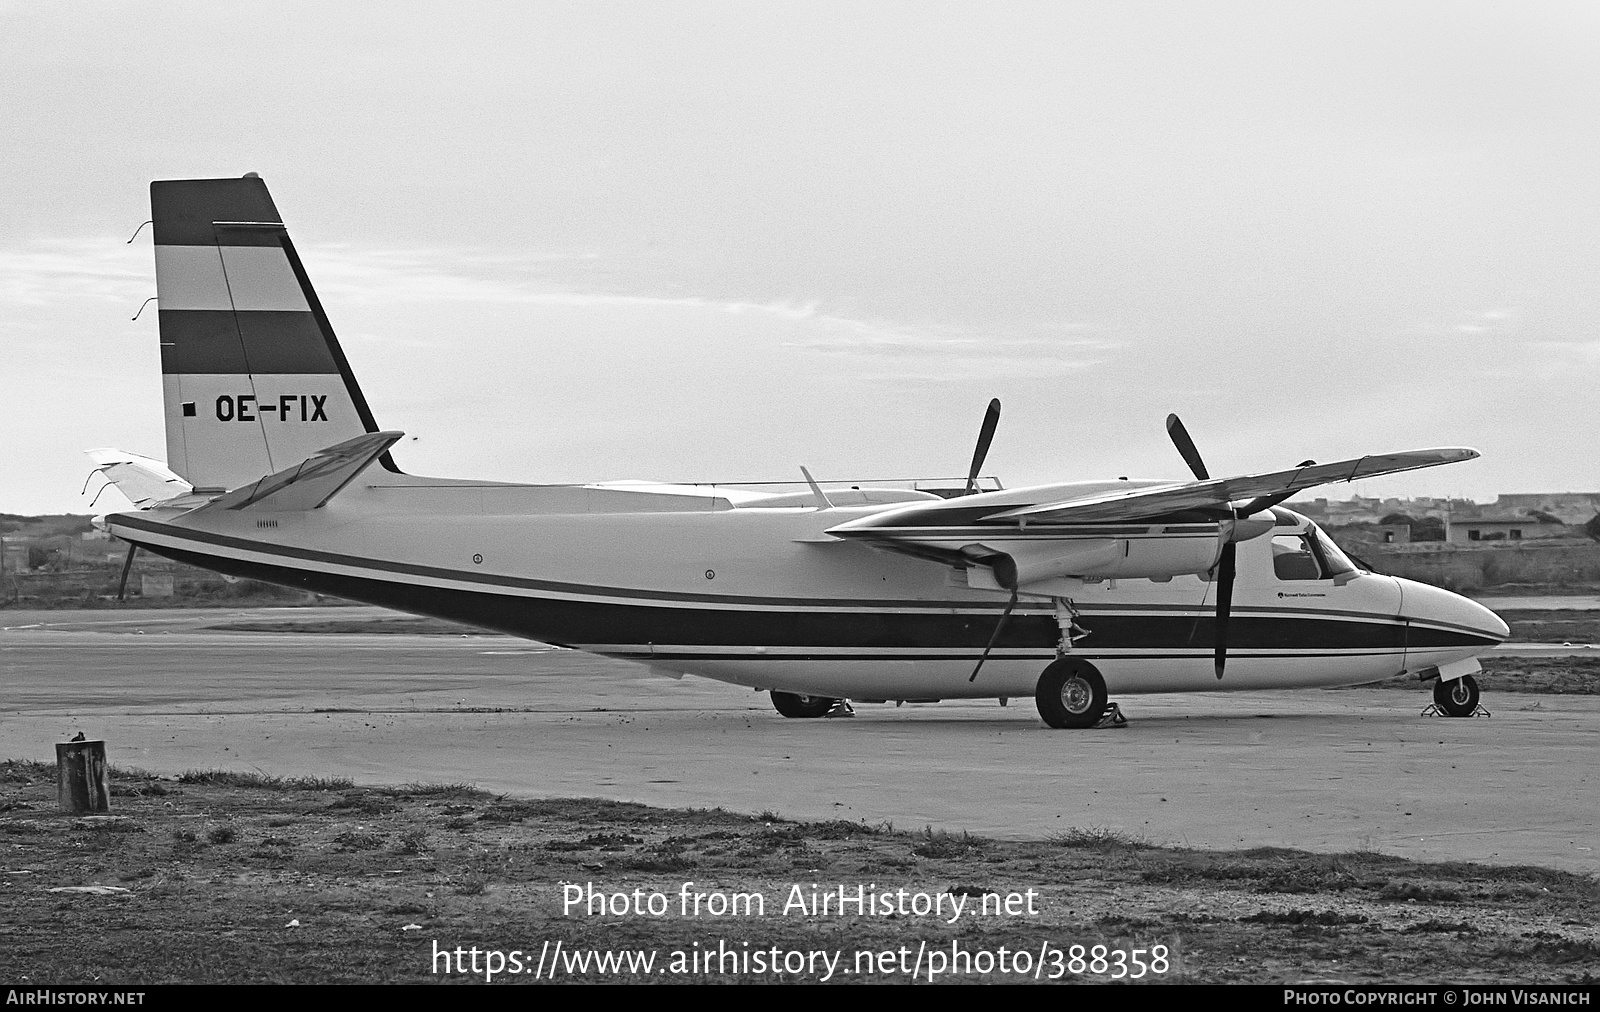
left=3, top=607, right=1596, bottom=873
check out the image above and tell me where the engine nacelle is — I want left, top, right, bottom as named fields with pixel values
left=967, top=518, right=1273, bottom=591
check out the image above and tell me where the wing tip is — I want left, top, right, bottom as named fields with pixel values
left=1406, top=446, right=1481, bottom=466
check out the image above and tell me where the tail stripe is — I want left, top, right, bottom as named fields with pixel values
left=157, top=311, right=339, bottom=374
left=153, top=244, right=309, bottom=312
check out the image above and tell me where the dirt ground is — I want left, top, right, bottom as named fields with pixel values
left=2, top=761, right=1595, bottom=985
left=1497, top=611, right=1600, bottom=646
left=1358, top=655, right=1600, bottom=696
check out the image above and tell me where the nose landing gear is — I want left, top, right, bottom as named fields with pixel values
left=1428, top=674, right=1485, bottom=718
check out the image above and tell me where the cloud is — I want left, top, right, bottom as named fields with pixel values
left=1, top=236, right=1117, bottom=382
left=1526, top=339, right=1600, bottom=364
left=1399, top=305, right=1522, bottom=342
left=300, top=244, right=602, bottom=305
left=301, top=242, right=1118, bottom=378
left=0, top=239, right=148, bottom=306
left=786, top=322, right=1119, bottom=379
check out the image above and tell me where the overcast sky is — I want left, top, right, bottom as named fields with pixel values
left=5, top=1, right=1599, bottom=514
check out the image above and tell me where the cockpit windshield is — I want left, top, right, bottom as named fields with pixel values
left=1310, top=525, right=1361, bottom=576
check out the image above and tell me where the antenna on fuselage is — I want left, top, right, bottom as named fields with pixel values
left=799, top=466, right=835, bottom=509
left=115, top=543, right=139, bottom=602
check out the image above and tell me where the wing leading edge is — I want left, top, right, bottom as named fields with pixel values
left=989, top=447, right=1480, bottom=526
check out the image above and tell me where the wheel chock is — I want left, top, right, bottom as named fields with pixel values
left=1095, top=702, right=1128, bottom=729
left=1420, top=702, right=1491, bottom=718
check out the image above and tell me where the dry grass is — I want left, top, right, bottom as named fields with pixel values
left=2, top=761, right=1597, bottom=984
left=176, top=769, right=356, bottom=791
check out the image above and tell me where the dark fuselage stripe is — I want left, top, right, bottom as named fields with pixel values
left=138, top=539, right=1494, bottom=653
left=111, top=515, right=1502, bottom=643
left=613, top=651, right=1404, bottom=661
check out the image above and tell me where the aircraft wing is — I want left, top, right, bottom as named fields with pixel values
left=194, top=431, right=405, bottom=513
left=988, top=448, right=1479, bottom=525
left=828, top=446, right=1479, bottom=537
left=824, top=446, right=1477, bottom=588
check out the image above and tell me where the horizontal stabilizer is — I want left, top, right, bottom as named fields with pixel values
left=85, top=449, right=194, bottom=508
left=197, top=430, right=403, bottom=513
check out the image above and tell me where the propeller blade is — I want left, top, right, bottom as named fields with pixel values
left=968, top=587, right=1019, bottom=682
left=1165, top=413, right=1210, bottom=481
left=964, top=398, right=1002, bottom=495
left=1213, top=541, right=1236, bottom=679
left=115, top=543, right=138, bottom=602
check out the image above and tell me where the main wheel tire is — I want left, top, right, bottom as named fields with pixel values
left=770, top=690, right=839, bottom=718
left=1035, top=658, right=1108, bottom=729
left=1433, top=674, right=1480, bottom=717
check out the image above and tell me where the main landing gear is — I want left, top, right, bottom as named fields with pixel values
left=1034, top=657, right=1110, bottom=729
left=1431, top=674, right=1482, bottom=718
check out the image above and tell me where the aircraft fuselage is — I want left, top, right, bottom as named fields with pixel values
left=107, top=476, right=1507, bottom=702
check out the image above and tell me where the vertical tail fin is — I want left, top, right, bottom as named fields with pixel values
left=150, top=174, right=393, bottom=492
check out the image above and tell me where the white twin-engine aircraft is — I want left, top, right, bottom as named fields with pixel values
left=94, top=175, right=1508, bottom=729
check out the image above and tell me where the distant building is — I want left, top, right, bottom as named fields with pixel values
left=1317, top=497, right=1387, bottom=525
left=1295, top=493, right=1585, bottom=539
left=1488, top=493, right=1600, bottom=527
left=1447, top=516, right=1569, bottom=545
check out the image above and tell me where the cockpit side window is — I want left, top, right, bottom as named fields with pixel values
left=1271, top=534, right=1325, bottom=581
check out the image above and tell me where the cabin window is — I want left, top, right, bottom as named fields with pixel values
left=1271, top=534, right=1324, bottom=581
left=1509, top=529, right=1522, bottom=540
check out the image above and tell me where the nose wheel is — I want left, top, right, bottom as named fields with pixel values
left=1431, top=674, right=1482, bottom=718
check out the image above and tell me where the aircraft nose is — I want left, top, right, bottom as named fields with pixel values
left=1481, top=601, right=1511, bottom=642
left=1400, top=579, right=1509, bottom=644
